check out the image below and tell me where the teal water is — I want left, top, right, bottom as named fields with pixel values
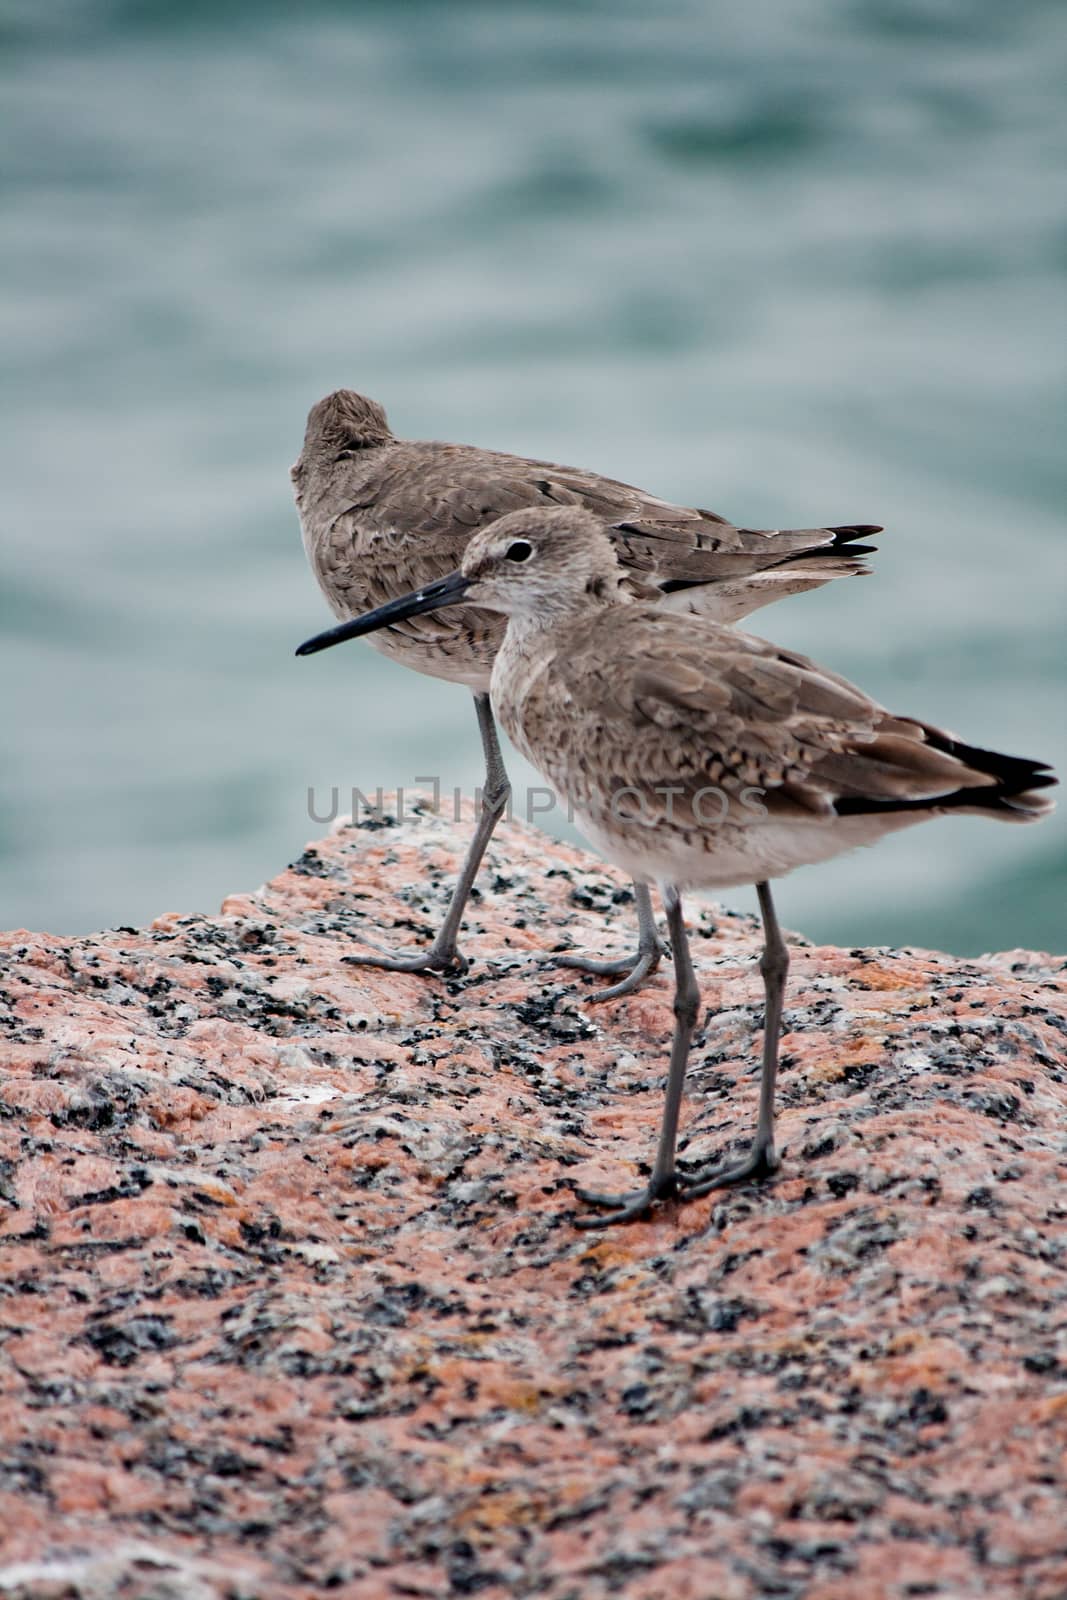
left=1, top=0, right=1064, bottom=955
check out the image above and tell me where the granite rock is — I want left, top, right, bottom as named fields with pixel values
left=1, top=801, right=1066, bottom=1599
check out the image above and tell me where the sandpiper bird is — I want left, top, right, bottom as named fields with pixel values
left=294, top=388, right=883, bottom=999
left=296, top=506, right=1056, bottom=1227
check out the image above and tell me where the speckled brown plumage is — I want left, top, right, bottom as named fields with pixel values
left=441, top=510, right=1053, bottom=871
left=293, top=389, right=884, bottom=995
left=293, top=387, right=881, bottom=690
left=308, top=505, right=1055, bottom=1224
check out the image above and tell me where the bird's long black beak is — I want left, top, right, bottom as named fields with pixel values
left=295, top=570, right=472, bottom=657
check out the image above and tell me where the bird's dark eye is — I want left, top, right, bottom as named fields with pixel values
left=505, top=540, right=533, bottom=563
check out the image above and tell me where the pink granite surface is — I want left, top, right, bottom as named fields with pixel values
left=1, top=800, right=1065, bottom=1599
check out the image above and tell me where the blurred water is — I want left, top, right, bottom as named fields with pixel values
left=1, top=0, right=1064, bottom=955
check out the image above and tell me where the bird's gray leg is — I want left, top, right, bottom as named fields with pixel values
left=574, top=884, right=699, bottom=1225
left=574, top=882, right=786, bottom=1225
left=345, top=692, right=510, bottom=978
left=676, top=879, right=785, bottom=1197
left=554, top=880, right=670, bottom=1002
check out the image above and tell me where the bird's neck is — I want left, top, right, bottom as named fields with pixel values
left=501, top=575, right=631, bottom=633
left=491, top=593, right=614, bottom=711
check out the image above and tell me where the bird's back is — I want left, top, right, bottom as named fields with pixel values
left=293, top=397, right=880, bottom=687
left=494, top=603, right=1055, bottom=890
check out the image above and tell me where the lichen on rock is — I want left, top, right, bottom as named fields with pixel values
left=1, top=804, right=1066, bottom=1598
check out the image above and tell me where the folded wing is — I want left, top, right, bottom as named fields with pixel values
left=551, top=610, right=1056, bottom=826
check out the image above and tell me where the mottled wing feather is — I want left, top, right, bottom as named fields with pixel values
left=546, top=609, right=1004, bottom=825
left=365, top=443, right=865, bottom=587
left=306, top=438, right=879, bottom=674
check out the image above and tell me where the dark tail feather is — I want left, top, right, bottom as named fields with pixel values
left=836, top=731, right=1057, bottom=821
left=926, top=730, right=1056, bottom=792
left=828, top=523, right=884, bottom=543
left=926, top=731, right=1056, bottom=819
left=784, top=523, right=885, bottom=562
